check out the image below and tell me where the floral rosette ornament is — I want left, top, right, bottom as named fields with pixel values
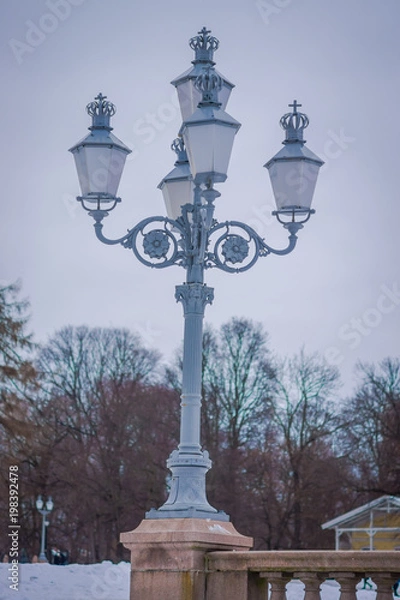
left=221, top=234, right=249, bottom=264
left=143, top=230, right=170, bottom=259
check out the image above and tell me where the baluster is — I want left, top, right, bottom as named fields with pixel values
left=260, top=572, right=292, bottom=600
left=372, top=574, right=398, bottom=600
left=330, top=572, right=357, bottom=600
left=295, top=573, right=323, bottom=600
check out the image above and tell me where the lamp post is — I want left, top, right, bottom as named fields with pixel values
left=36, top=495, right=53, bottom=562
left=69, top=27, right=324, bottom=522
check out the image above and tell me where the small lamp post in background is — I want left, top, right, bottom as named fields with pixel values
left=36, top=495, right=53, bottom=562
left=69, top=27, right=324, bottom=522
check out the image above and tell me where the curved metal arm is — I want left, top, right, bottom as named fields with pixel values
left=205, top=219, right=300, bottom=273
left=91, top=211, right=188, bottom=270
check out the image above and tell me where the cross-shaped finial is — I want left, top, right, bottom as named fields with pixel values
left=289, top=99, right=302, bottom=114
left=190, top=26, right=219, bottom=54
left=95, top=92, right=107, bottom=103
left=198, top=26, right=211, bottom=38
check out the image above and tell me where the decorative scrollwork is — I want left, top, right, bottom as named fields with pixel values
left=93, top=215, right=188, bottom=270
left=126, top=220, right=183, bottom=269
left=206, top=221, right=264, bottom=273
left=92, top=209, right=299, bottom=275
left=205, top=219, right=299, bottom=273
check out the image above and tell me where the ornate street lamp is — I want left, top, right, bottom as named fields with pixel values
left=69, top=27, right=324, bottom=521
left=69, top=92, right=131, bottom=212
left=36, top=495, right=54, bottom=562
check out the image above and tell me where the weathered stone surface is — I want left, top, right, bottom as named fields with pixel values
left=207, top=549, right=400, bottom=573
left=120, top=518, right=252, bottom=600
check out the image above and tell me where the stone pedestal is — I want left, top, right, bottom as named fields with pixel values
left=120, top=518, right=253, bottom=600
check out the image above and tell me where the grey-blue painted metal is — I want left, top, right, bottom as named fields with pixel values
left=69, top=27, right=323, bottom=521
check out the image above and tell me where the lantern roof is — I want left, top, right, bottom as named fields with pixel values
left=180, top=104, right=241, bottom=130
left=68, top=92, right=131, bottom=155
left=265, top=141, right=324, bottom=168
left=68, top=129, right=131, bottom=154
left=265, top=100, right=324, bottom=168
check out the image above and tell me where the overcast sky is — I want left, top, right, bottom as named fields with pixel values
left=2, top=0, right=399, bottom=396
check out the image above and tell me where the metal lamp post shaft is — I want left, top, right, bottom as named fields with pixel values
left=178, top=185, right=209, bottom=455
left=147, top=193, right=223, bottom=519
left=40, top=512, right=46, bottom=560
left=38, top=508, right=50, bottom=561
left=178, top=285, right=207, bottom=455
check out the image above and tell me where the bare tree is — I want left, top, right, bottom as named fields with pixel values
left=17, top=326, right=177, bottom=562
left=202, top=317, right=275, bottom=450
left=269, top=349, right=343, bottom=548
left=342, top=357, right=400, bottom=497
left=201, top=318, right=275, bottom=523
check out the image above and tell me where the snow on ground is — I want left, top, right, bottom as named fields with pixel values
left=0, top=561, right=382, bottom=600
left=0, top=561, right=130, bottom=600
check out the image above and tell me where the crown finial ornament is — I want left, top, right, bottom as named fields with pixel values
left=280, top=99, right=310, bottom=144
left=189, top=26, right=219, bottom=63
left=171, top=137, right=187, bottom=163
left=86, top=92, right=116, bottom=130
left=195, top=67, right=222, bottom=106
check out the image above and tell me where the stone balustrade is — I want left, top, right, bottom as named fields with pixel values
left=206, top=550, right=400, bottom=600
left=121, top=519, right=399, bottom=600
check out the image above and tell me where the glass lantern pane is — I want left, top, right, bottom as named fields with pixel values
left=74, top=145, right=127, bottom=198
left=184, top=122, right=237, bottom=180
left=106, top=147, right=129, bottom=197
left=177, top=80, right=202, bottom=122
left=268, top=159, right=320, bottom=211
left=73, top=147, right=90, bottom=196
left=161, top=179, right=194, bottom=221
left=213, top=125, right=237, bottom=175
left=218, top=83, right=233, bottom=111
